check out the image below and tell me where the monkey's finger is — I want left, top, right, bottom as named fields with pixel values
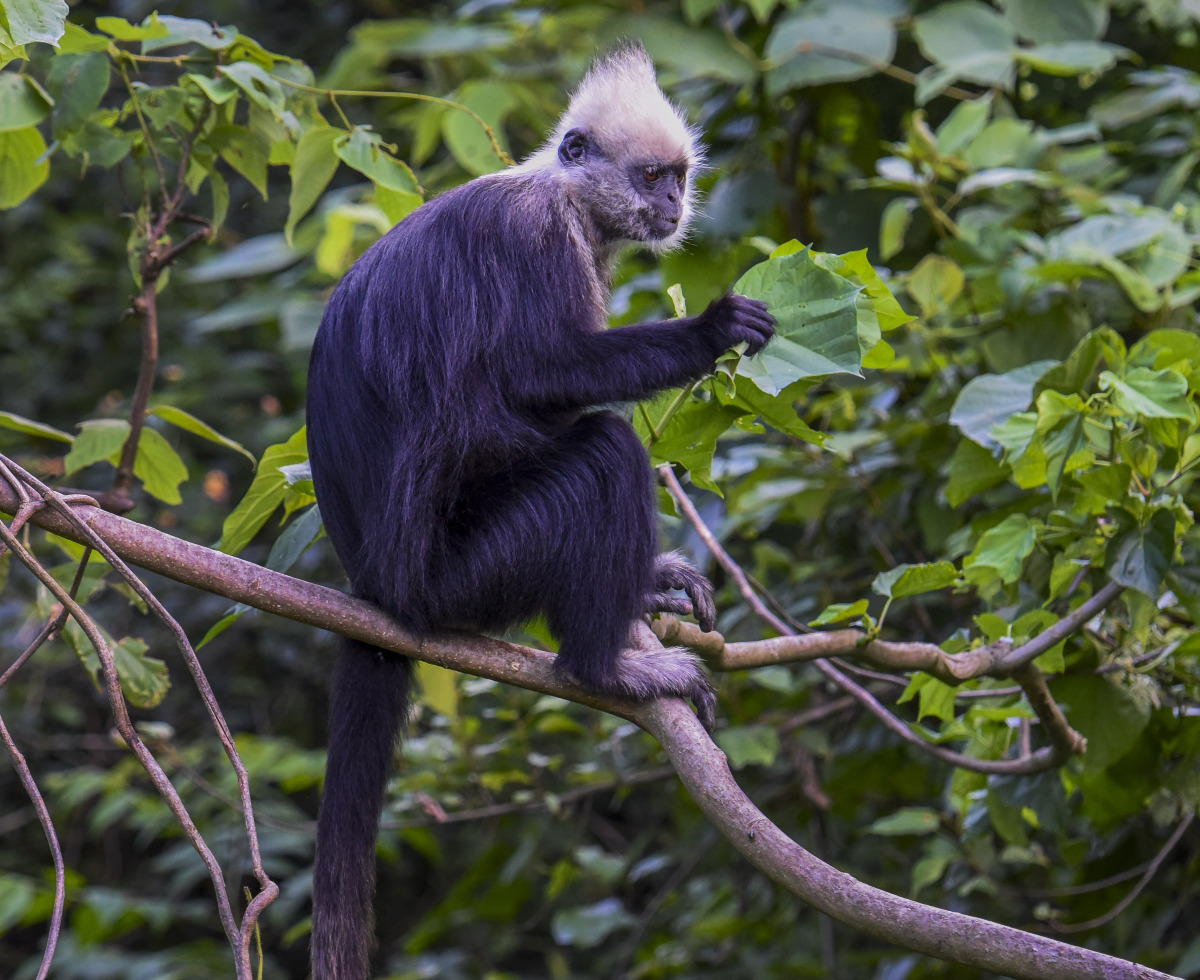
left=645, top=591, right=693, bottom=618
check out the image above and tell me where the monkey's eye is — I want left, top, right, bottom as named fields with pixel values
left=644, top=167, right=660, bottom=182
left=676, top=172, right=686, bottom=187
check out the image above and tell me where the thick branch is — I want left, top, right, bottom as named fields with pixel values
left=0, top=482, right=1180, bottom=979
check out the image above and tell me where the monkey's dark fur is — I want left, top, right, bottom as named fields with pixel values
left=306, top=45, right=774, bottom=980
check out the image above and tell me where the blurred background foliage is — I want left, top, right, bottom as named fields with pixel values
left=4, top=0, right=1200, bottom=977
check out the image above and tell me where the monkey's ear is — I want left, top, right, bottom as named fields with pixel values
left=558, top=129, right=590, bottom=166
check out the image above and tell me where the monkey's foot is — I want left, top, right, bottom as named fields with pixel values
left=650, top=552, right=716, bottom=632
left=560, top=645, right=716, bottom=730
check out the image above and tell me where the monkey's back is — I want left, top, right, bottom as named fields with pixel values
left=307, top=172, right=603, bottom=623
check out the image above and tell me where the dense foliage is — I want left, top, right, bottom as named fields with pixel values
left=3, top=0, right=1200, bottom=977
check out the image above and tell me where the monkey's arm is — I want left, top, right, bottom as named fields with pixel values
left=513, top=295, right=775, bottom=410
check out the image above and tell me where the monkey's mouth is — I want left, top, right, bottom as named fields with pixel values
left=644, top=210, right=681, bottom=239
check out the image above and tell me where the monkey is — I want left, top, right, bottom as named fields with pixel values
left=304, top=42, right=775, bottom=979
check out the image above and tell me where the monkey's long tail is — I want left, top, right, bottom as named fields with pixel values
left=312, top=637, right=412, bottom=980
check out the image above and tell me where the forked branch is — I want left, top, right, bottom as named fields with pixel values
left=0, top=469, right=1179, bottom=980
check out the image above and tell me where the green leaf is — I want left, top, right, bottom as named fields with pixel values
left=185, top=72, right=239, bottom=105
left=1105, top=508, right=1175, bottom=597
left=374, top=183, right=422, bottom=226
left=809, top=599, right=869, bottom=626
left=218, top=62, right=287, bottom=119
left=0, top=72, right=51, bottom=131
left=935, top=96, right=991, bottom=155
left=1016, top=41, right=1125, bottom=77
left=0, top=410, right=71, bottom=442
left=46, top=51, right=109, bottom=137
left=334, top=126, right=420, bottom=191
left=949, top=360, right=1057, bottom=450
left=1100, top=367, right=1195, bottom=420
left=56, top=21, right=107, bottom=53
left=865, top=807, right=941, bottom=836
left=898, top=672, right=957, bottom=723
left=733, top=247, right=864, bottom=395
left=914, top=1, right=1015, bottom=63
left=1000, top=0, right=1108, bottom=43
left=94, top=13, right=169, bottom=42
left=264, top=503, right=322, bottom=573
left=813, top=248, right=914, bottom=333
left=110, top=635, right=170, bottom=709
left=132, top=427, right=187, bottom=505
left=0, top=125, right=48, bottom=209
left=963, top=513, right=1037, bottom=585
left=148, top=405, right=255, bottom=466
left=945, top=438, right=1008, bottom=506
left=209, top=123, right=270, bottom=199
left=442, top=81, right=515, bottom=176
left=197, top=609, right=245, bottom=649
left=186, top=233, right=299, bottom=283
left=141, top=16, right=238, bottom=52
left=906, top=254, right=964, bottom=316
left=764, top=6, right=897, bottom=93
left=2, top=0, right=68, bottom=46
left=63, top=418, right=129, bottom=474
left=219, top=427, right=307, bottom=555
left=1049, top=673, right=1149, bottom=773
left=1034, top=389, right=1092, bottom=499
left=551, top=899, right=635, bottom=949
left=717, top=375, right=824, bottom=444
left=0, top=874, right=37, bottom=935
left=873, top=561, right=958, bottom=598
left=417, top=661, right=460, bottom=720
left=286, top=126, right=340, bottom=243
left=879, top=196, right=916, bottom=261
left=641, top=394, right=745, bottom=493
left=715, top=725, right=780, bottom=769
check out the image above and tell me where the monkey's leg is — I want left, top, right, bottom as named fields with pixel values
left=431, top=412, right=716, bottom=726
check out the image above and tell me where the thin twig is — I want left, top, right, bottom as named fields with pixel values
left=0, top=710, right=65, bottom=980
left=0, top=519, right=248, bottom=977
left=2, top=461, right=278, bottom=963
left=612, top=828, right=718, bottom=979
left=1052, top=812, right=1194, bottom=934
left=657, top=465, right=1066, bottom=776
left=0, top=547, right=92, bottom=690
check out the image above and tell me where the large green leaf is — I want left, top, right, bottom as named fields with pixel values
left=949, top=360, right=1058, bottom=450
left=286, top=126, right=340, bottom=243
left=765, top=5, right=897, bottom=93
left=733, top=247, right=863, bottom=395
left=441, top=82, right=515, bottom=177
left=963, top=514, right=1037, bottom=586
left=0, top=72, right=50, bottom=131
left=1105, top=508, right=1175, bottom=597
left=2, top=0, right=67, bottom=45
left=132, top=427, right=188, bottom=505
left=335, top=126, right=420, bottom=191
left=0, top=125, right=48, bottom=208
left=1000, top=0, right=1108, bottom=43
left=148, top=404, right=256, bottom=466
left=220, top=427, right=308, bottom=555
left=1049, top=674, right=1150, bottom=773
left=63, top=418, right=129, bottom=474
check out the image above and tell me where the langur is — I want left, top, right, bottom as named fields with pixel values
left=306, top=42, right=775, bottom=979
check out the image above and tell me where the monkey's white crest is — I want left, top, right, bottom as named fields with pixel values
left=557, top=43, right=700, bottom=165
left=518, top=42, right=703, bottom=173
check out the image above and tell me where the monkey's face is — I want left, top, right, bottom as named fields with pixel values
left=558, top=129, right=694, bottom=249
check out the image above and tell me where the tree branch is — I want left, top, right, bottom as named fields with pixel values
left=0, top=473, right=1181, bottom=980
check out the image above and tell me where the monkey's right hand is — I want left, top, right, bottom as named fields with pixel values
left=694, top=294, right=776, bottom=358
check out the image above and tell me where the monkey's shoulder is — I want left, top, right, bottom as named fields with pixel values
left=380, top=172, right=584, bottom=264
